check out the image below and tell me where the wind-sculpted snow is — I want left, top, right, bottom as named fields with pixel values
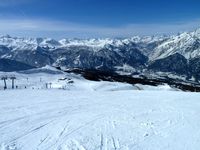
left=0, top=90, right=200, bottom=150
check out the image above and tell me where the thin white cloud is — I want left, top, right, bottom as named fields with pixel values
left=0, top=18, right=200, bottom=38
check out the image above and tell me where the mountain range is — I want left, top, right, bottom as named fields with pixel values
left=0, top=28, right=200, bottom=82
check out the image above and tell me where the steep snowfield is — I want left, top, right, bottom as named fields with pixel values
left=0, top=90, right=200, bottom=150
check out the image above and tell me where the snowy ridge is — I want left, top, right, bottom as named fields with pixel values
left=150, top=28, right=200, bottom=60
left=0, top=35, right=167, bottom=51
left=0, top=28, right=199, bottom=57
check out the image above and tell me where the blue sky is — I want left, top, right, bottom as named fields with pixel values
left=0, top=0, right=200, bottom=38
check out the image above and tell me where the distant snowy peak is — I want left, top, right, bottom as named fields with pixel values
left=59, top=38, right=138, bottom=49
left=59, top=38, right=116, bottom=49
left=0, top=27, right=200, bottom=58
left=57, top=36, right=169, bottom=52
left=0, top=34, right=168, bottom=51
left=193, top=28, right=200, bottom=36
left=0, top=36, right=37, bottom=51
left=0, top=36, right=62, bottom=50
left=130, top=35, right=168, bottom=44
left=150, top=28, right=200, bottom=61
left=39, top=38, right=62, bottom=49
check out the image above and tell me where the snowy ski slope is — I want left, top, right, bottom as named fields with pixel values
left=0, top=90, right=200, bottom=150
left=0, top=67, right=199, bottom=150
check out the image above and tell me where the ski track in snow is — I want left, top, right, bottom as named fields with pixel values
left=0, top=90, right=200, bottom=150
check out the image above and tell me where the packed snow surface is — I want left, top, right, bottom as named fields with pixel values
left=1, top=89, right=200, bottom=150
left=0, top=68, right=199, bottom=150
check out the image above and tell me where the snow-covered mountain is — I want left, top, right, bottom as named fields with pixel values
left=150, top=28, right=200, bottom=61
left=0, top=35, right=152, bottom=69
left=0, top=35, right=166, bottom=51
left=0, top=28, right=200, bottom=81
